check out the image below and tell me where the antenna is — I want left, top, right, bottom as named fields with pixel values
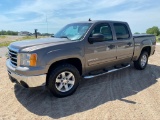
left=88, top=18, right=92, bottom=21
left=46, top=14, right=48, bottom=34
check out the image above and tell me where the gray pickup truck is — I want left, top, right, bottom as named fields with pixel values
left=6, top=20, right=156, bottom=97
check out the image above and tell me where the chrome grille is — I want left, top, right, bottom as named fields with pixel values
left=8, top=49, right=18, bottom=66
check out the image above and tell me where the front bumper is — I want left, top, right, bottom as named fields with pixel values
left=6, top=59, right=46, bottom=88
left=8, top=70, right=46, bottom=88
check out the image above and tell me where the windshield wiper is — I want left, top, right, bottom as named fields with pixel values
left=60, top=36, right=70, bottom=40
left=60, top=36, right=67, bottom=38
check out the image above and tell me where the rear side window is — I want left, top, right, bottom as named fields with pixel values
left=114, top=23, right=130, bottom=40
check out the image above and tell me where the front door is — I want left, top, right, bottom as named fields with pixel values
left=85, top=23, right=117, bottom=71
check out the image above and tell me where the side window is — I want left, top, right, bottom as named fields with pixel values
left=114, top=23, right=130, bottom=40
left=91, top=23, right=113, bottom=41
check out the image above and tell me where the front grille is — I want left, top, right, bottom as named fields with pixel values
left=8, top=49, right=18, bottom=66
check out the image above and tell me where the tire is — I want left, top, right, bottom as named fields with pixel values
left=47, top=63, right=80, bottom=97
left=134, top=51, right=148, bottom=70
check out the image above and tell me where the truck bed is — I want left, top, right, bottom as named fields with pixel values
left=132, top=34, right=156, bottom=61
left=133, top=34, right=155, bottom=38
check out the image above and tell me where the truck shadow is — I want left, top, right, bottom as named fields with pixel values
left=14, top=64, right=160, bottom=119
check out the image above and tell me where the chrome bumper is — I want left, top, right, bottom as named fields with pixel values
left=8, top=70, right=46, bottom=88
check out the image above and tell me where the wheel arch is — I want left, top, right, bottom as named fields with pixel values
left=46, top=58, right=82, bottom=85
left=141, top=46, right=151, bottom=56
left=133, top=45, right=151, bottom=61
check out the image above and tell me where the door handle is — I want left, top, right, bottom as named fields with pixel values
left=108, top=44, right=115, bottom=49
left=127, top=42, right=132, bottom=46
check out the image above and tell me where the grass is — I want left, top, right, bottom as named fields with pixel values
left=0, top=41, right=15, bottom=48
left=0, top=36, right=47, bottom=48
left=156, top=36, right=160, bottom=42
left=0, top=35, right=6, bottom=39
left=21, top=36, right=38, bottom=40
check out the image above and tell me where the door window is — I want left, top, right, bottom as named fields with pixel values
left=114, top=23, right=130, bottom=40
left=91, top=23, right=113, bottom=41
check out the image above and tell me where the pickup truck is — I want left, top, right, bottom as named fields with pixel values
left=6, top=20, right=156, bottom=97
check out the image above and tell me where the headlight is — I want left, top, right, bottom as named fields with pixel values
left=20, top=53, right=37, bottom=66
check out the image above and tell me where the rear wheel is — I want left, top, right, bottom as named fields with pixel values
left=47, top=64, right=80, bottom=97
left=134, top=51, right=148, bottom=70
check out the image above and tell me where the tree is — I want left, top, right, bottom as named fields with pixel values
left=146, top=26, right=160, bottom=36
left=134, top=32, right=140, bottom=34
left=0, top=30, right=18, bottom=35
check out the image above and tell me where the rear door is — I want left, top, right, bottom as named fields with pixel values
left=113, top=23, right=134, bottom=62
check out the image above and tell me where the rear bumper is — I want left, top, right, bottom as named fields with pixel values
left=8, top=70, right=46, bottom=88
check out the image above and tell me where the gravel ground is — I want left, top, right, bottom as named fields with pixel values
left=0, top=46, right=160, bottom=120
left=0, top=47, right=8, bottom=57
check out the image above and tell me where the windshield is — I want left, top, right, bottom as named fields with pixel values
left=54, top=23, right=92, bottom=41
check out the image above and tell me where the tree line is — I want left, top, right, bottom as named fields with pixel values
left=135, top=26, right=160, bottom=36
left=0, top=30, right=18, bottom=35
left=146, top=26, right=160, bottom=36
left=0, top=30, right=53, bottom=36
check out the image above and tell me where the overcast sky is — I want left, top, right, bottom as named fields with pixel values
left=0, top=0, right=160, bottom=34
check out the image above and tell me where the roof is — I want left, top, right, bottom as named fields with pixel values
left=72, top=20, right=127, bottom=24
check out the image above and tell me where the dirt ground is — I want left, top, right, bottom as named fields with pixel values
left=0, top=47, right=8, bottom=57
left=0, top=46, right=160, bottom=120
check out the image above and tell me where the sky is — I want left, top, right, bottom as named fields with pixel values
left=0, top=0, right=160, bottom=34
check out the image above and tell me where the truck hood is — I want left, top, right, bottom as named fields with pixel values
left=9, top=37, right=71, bottom=50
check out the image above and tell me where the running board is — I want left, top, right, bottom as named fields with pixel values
left=84, top=64, right=130, bottom=79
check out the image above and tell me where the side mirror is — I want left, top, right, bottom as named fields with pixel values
left=51, top=34, right=54, bottom=37
left=88, top=33, right=105, bottom=44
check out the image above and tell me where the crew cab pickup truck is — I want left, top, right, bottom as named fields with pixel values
left=6, top=20, right=156, bottom=97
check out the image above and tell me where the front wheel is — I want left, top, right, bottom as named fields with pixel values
left=134, top=51, right=148, bottom=70
left=47, top=64, right=80, bottom=97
